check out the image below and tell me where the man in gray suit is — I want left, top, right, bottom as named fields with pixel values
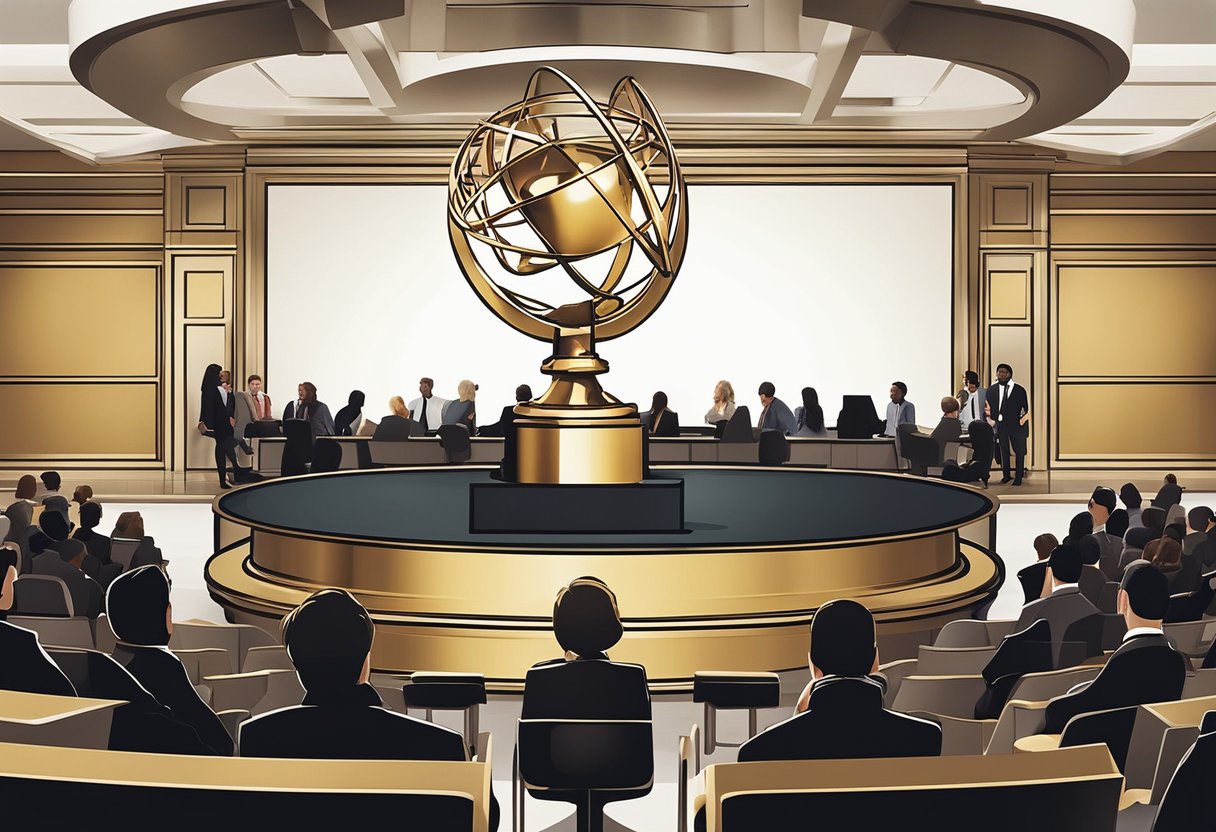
left=31, top=539, right=102, bottom=619
left=1013, top=544, right=1100, bottom=667
left=756, top=381, right=796, bottom=435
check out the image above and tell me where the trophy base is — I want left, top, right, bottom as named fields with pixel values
left=469, top=477, right=684, bottom=533
left=511, top=414, right=644, bottom=485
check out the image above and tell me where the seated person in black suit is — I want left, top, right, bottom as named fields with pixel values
left=740, top=599, right=941, bottom=762
left=1125, top=506, right=1167, bottom=556
left=27, top=506, right=71, bottom=557
left=1168, top=570, right=1216, bottom=624
left=1097, top=508, right=1130, bottom=581
left=1185, top=506, right=1215, bottom=569
left=71, top=501, right=119, bottom=588
left=522, top=576, right=650, bottom=721
left=940, top=419, right=994, bottom=486
left=901, top=397, right=964, bottom=475
left=38, top=470, right=70, bottom=521
left=640, top=391, right=679, bottom=438
left=372, top=396, right=423, bottom=440
left=1042, top=563, right=1188, bottom=734
left=108, top=566, right=234, bottom=756
left=479, top=384, right=532, bottom=438
left=31, top=538, right=103, bottom=619
left=332, top=389, right=366, bottom=436
left=0, top=548, right=76, bottom=696
left=1152, top=710, right=1216, bottom=831
left=1013, top=544, right=1100, bottom=667
left=1152, top=473, right=1183, bottom=511
left=240, top=588, right=469, bottom=760
left=1016, top=533, right=1058, bottom=605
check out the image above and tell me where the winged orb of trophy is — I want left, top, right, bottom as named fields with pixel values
left=448, top=67, right=688, bottom=484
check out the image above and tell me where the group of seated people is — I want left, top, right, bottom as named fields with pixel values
left=2, top=472, right=166, bottom=618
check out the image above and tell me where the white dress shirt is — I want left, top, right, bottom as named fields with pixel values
left=959, top=390, right=983, bottom=425
left=1123, top=626, right=1164, bottom=642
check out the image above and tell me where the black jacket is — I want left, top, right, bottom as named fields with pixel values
left=73, top=528, right=112, bottom=565
left=521, top=654, right=651, bottom=721
left=1043, top=632, right=1187, bottom=733
left=0, top=620, right=76, bottom=696
left=112, top=643, right=234, bottom=756
left=985, top=381, right=1029, bottom=435
left=372, top=415, right=423, bottom=440
left=30, top=552, right=103, bottom=618
left=738, top=675, right=942, bottom=762
left=1152, top=712, right=1216, bottom=831
left=199, top=386, right=236, bottom=439
left=239, top=683, right=467, bottom=761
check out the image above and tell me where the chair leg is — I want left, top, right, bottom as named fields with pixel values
left=748, top=707, right=758, bottom=738
left=465, top=705, right=480, bottom=757
left=513, top=745, right=524, bottom=832
left=576, top=792, right=604, bottom=832
left=703, top=702, right=716, bottom=756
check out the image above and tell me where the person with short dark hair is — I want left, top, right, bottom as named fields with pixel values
left=1186, top=506, right=1215, bottom=571
left=1013, top=544, right=1100, bottom=666
left=72, top=501, right=111, bottom=567
left=1153, top=473, right=1183, bottom=510
left=739, top=599, right=941, bottom=762
left=794, top=387, right=826, bottom=437
left=108, top=566, right=233, bottom=756
left=1042, top=563, right=1187, bottom=734
left=0, top=547, right=76, bottom=697
left=31, top=538, right=102, bottom=619
left=1089, top=488, right=1123, bottom=578
left=38, top=471, right=70, bottom=521
left=408, top=377, right=450, bottom=434
left=332, top=390, right=366, bottom=437
left=1016, top=533, right=1059, bottom=604
left=881, top=381, right=916, bottom=437
left=27, top=506, right=71, bottom=557
left=641, top=391, right=679, bottom=437
left=901, top=396, right=962, bottom=475
left=240, top=588, right=468, bottom=761
left=756, top=382, right=796, bottom=434
left=985, top=363, right=1029, bottom=485
left=478, top=384, right=533, bottom=439
left=958, top=370, right=984, bottom=425
left=1120, top=482, right=1144, bottom=528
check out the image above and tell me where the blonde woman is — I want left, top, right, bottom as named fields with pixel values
left=704, top=380, right=737, bottom=425
left=373, top=396, right=421, bottom=440
left=444, top=379, right=478, bottom=434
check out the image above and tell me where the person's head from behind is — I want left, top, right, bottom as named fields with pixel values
left=1047, top=544, right=1082, bottom=588
left=1106, top=509, right=1130, bottom=539
left=15, top=474, right=36, bottom=500
left=714, top=380, right=735, bottom=406
left=0, top=548, right=17, bottom=613
left=963, top=370, right=979, bottom=393
left=1120, top=482, right=1142, bottom=510
left=389, top=396, right=409, bottom=418
left=72, top=485, right=93, bottom=505
left=1164, top=473, right=1178, bottom=486
left=114, top=510, right=145, bottom=540
left=419, top=377, right=434, bottom=398
left=1033, top=533, right=1058, bottom=561
left=1066, top=511, right=1093, bottom=543
left=940, top=396, right=959, bottom=418
left=801, top=388, right=824, bottom=430
left=757, top=381, right=775, bottom=406
left=515, top=384, right=533, bottom=404
left=552, top=576, right=622, bottom=658
left=58, top=539, right=87, bottom=571
left=808, top=599, right=877, bottom=680
left=348, top=390, right=365, bottom=408
left=80, top=501, right=102, bottom=532
left=1189, top=506, right=1214, bottom=534
left=1119, top=562, right=1169, bottom=628
left=282, top=589, right=374, bottom=695
left=651, top=391, right=668, bottom=414
left=996, top=363, right=1013, bottom=383
left=1078, top=535, right=1102, bottom=567
left=300, top=381, right=318, bottom=406
left=1089, top=487, right=1116, bottom=527
left=247, top=374, right=262, bottom=395
left=106, top=565, right=172, bottom=646
left=1142, top=506, right=1167, bottom=532
left=458, top=379, right=477, bottom=402
left=40, top=510, right=70, bottom=544
left=889, top=381, right=907, bottom=403
left=40, top=471, right=61, bottom=493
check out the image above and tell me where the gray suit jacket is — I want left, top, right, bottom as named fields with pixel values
left=31, top=552, right=103, bottom=619
left=1013, top=586, right=1100, bottom=666
left=758, top=398, right=796, bottom=435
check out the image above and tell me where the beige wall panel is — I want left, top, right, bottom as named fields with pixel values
left=988, top=325, right=1032, bottom=386
left=1058, top=265, right=1216, bottom=377
left=185, top=324, right=228, bottom=470
left=0, top=215, right=162, bottom=246
left=185, top=271, right=225, bottom=319
left=989, top=271, right=1028, bottom=320
left=1058, top=384, right=1216, bottom=459
left=185, top=186, right=226, bottom=226
left=0, top=265, right=158, bottom=376
left=1051, top=194, right=1216, bottom=211
left=992, top=186, right=1031, bottom=226
left=0, top=383, right=157, bottom=458
left=0, top=194, right=163, bottom=210
left=1052, top=214, right=1216, bottom=248
left=1050, top=176, right=1216, bottom=192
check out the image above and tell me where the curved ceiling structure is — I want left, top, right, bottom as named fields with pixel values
left=0, top=0, right=1211, bottom=162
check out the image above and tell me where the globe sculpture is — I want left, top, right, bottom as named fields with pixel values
left=449, top=67, right=688, bottom=484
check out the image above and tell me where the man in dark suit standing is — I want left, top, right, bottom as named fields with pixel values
left=1042, top=563, right=1187, bottom=734
left=985, top=362, right=1030, bottom=485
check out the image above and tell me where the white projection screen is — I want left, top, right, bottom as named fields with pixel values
left=266, top=184, right=953, bottom=430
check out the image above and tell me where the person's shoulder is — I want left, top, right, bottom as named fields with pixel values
left=0, top=619, right=39, bottom=646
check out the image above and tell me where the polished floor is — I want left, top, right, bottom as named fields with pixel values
left=6, top=472, right=1211, bottom=831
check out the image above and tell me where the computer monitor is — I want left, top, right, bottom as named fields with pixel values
left=837, top=395, right=881, bottom=439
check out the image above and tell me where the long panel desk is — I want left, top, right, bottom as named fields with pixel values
left=252, top=433, right=904, bottom=475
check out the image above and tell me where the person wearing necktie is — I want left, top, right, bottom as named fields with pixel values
left=984, top=363, right=1030, bottom=486
left=957, top=370, right=984, bottom=427
left=407, top=377, right=451, bottom=435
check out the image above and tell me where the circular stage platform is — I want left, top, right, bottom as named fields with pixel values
left=206, top=466, right=1001, bottom=689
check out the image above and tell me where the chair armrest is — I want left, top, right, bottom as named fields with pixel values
left=986, top=699, right=1050, bottom=755
left=474, top=731, right=491, bottom=763
left=202, top=670, right=272, bottom=712
left=906, top=711, right=995, bottom=756
left=1013, top=733, right=1061, bottom=753
left=876, top=658, right=918, bottom=708
left=890, top=674, right=988, bottom=719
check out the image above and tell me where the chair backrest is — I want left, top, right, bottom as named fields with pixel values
left=518, top=719, right=653, bottom=791
left=310, top=439, right=342, bottom=474
left=1060, top=705, right=1140, bottom=772
left=702, top=745, right=1122, bottom=832
left=836, top=394, right=881, bottom=439
left=373, top=417, right=412, bottom=441
left=1061, top=613, right=1106, bottom=664
left=437, top=425, right=472, bottom=463
left=965, top=420, right=994, bottom=469
left=719, top=407, right=754, bottom=443
left=169, top=620, right=277, bottom=674
left=757, top=431, right=789, bottom=466
left=281, top=419, right=314, bottom=476
left=982, top=618, right=1053, bottom=684
left=108, top=538, right=140, bottom=572
left=0, top=739, right=493, bottom=830
left=12, top=575, right=73, bottom=617
left=241, top=645, right=293, bottom=673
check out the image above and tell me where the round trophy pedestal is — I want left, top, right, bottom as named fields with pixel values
left=513, top=415, right=644, bottom=484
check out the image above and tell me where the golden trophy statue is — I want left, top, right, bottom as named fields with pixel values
left=449, top=67, right=688, bottom=485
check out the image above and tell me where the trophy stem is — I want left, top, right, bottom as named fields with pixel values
left=507, top=326, right=644, bottom=484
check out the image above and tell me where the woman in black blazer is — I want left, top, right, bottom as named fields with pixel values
left=197, top=363, right=240, bottom=489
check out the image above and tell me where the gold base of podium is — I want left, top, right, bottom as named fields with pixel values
left=512, top=414, right=644, bottom=485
